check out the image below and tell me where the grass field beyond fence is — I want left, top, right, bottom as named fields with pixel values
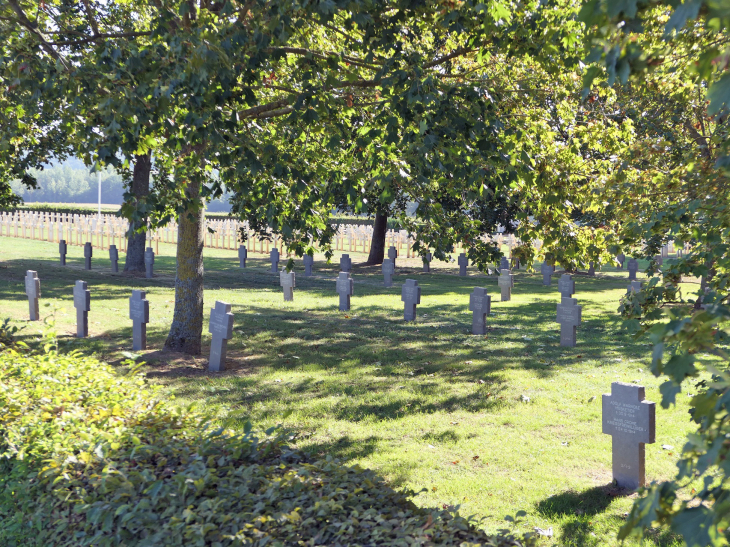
left=0, top=235, right=709, bottom=546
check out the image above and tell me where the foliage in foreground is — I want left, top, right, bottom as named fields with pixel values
left=0, top=348, right=534, bottom=547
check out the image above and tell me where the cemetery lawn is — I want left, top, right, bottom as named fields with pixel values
left=1, top=236, right=713, bottom=547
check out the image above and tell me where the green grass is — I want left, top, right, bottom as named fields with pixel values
left=0, top=235, right=705, bottom=546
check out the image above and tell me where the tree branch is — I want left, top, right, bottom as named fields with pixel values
left=7, top=0, right=66, bottom=66
left=46, top=31, right=152, bottom=46
left=424, top=47, right=476, bottom=69
left=81, top=0, right=100, bottom=36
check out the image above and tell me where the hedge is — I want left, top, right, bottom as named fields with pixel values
left=0, top=347, right=535, bottom=547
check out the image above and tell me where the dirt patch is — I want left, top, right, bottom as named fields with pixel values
left=136, top=348, right=260, bottom=378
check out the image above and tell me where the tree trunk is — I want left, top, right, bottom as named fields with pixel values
left=365, top=211, right=388, bottom=265
left=124, top=153, right=151, bottom=272
left=164, top=179, right=205, bottom=355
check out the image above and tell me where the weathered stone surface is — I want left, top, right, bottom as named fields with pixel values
left=469, top=287, right=490, bottom=335
left=382, top=259, right=395, bottom=288
left=556, top=297, right=581, bottom=347
left=208, top=301, right=234, bottom=372
left=458, top=253, right=468, bottom=276
left=25, top=270, right=40, bottom=321
left=558, top=274, right=575, bottom=298
left=84, top=242, right=93, bottom=270
left=303, top=254, right=314, bottom=276
left=280, top=268, right=295, bottom=301
left=401, top=279, right=421, bottom=321
left=500, top=257, right=509, bottom=270
left=129, top=290, right=149, bottom=351
left=109, top=245, right=119, bottom=273
left=388, top=246, right=398, bottom=269
left=602, top=382, right=656, bottom=490
left=336, top=272, right=354, bottom=311
left=340, top=254, right=352, bottom=273
left=498, top=269, right=514, bottom=301
left=270, top=248, right=280, bottom=273
left=238, top=246, right=247, bottom=268
left=59, top=240, right=67, bottom=266
left=423, top=253, right=432, bottom=273
left=627, top=258, right=639, bottom=281
left=616, top=254, right=625, bottom=268
left=627, top=280, right=643, bottom=294
left=73, top=280, right=90, bottom=338
left=541, top=262, right=554, bottom=286
left=144, top=247, right=155, bottom=278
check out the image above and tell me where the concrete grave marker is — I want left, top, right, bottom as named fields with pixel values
left=469, top=287, right=491, bottom=335
left=588, top=262, right=596, bottom=276
left=627, top=280, right=643, bottom=294
left=109, top=245, right=119, bottom=273
left=84, top=242, right=93, bottom=270
left=661, top=244, right=669, bottom=258
left=401, top=279, right=421, bottom=321
left=280, top=268, right=295, bottom=301
left=558, top=274, right=575, bottom=298
left=25, top=270, right=40, bottom=321
left=208, top=301, right=234, bottom=372
left=129, top=290, right=149, bottom=350
left=303, top=254, right=314, bottom=276
left=498, top=269, right=514, bottom=301
left=382, top=258, right=394, bottom=287
left=556, top=297, right=581, bottom=347
left=422, top=253, right=432, bottom=273
left=627, top=258, right=639, bottom=281
left=616, top=254, right=626, bottom=269
left=655, top=255, right=663, bottom=267
left=388, top=246, right=398, bottom=268
left=73, top=280, right=90, bottom=338
left=270, top=248, right=280, bottom=273
left=541, top=262, right=555, bottom=286
left=458, top=253, right=468, bottom=276
left=340, top=254, right=352, bottom=273
left=500, top=257, right=510, bottom=270
left=144, top=247, right=155, bottom=278
left=59, top=240, right=67, bottom=266
left=602, top=382, right=656, bottom=489
left=336, top=271, right=354, bottom=311
left=238, top=245, right=247, bottom=268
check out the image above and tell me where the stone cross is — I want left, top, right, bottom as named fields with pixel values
left=499, top=257, right=510, bottom=270
left=602, top=382, right=656, bottom=489
left=25, top=270, right=40, bottom=321
left=401, top=278, right=421, bottom=321
left=469, top=287, right=491, bottom=335
left=73, top=280, right=90, bottom=338
left=129, top=290, right=149, bottom=350
left=340, top=254, right=352, bottom=273
left=558, top=274, right=575, bottom=298
left=303, top=254, right=314, bottom=276
left=498, top=269, right=514, bottom=301
left=388, top=246, right=398, bottom=268
left=458, top=253, right=468, bottom=276
left=616, top=254, right=625, bottom=269
left=655, top=255, right=663, bottom=267
left=661, top=244, right=669, bottom=258
left=336, top=271, right=354, bottom=311
left=59, top=240, right=67, bottom=266
left=238, top=245, right=247, bottom=268
left=541, top=262, right=554, bottom=286
left=627, top=258, right=639, bottom=281
left=382, top=258, right=395, bottom=287
left=270, top=247, right=280, bottom=273
left=556, top=297, right=581, bottom=347
left=84, top=242, right=93, bottom=270
left=422, top=252, right=432, bottom=273
left=280, top=268, right=295, bottom=301
left=208, top=301, right=234, bottom=372
left=627, top=280, right=643, bottom=294
left=588, top=262, right=596, bottom=276
left=144, top=247, right=155, bottom=278
left=109, top=245, right=119, bottom=273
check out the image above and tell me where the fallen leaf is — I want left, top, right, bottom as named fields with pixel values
left=451, top=460, right=460, bottom=465
left=587, top=396, right=596, bottom=403
left=472, top=455, right=479, bottom=461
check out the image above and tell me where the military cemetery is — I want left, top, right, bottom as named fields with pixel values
left=0, top=4, right=725, bottom=546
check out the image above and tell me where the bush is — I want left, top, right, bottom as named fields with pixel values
left=0, top=349, right=535, bottom=546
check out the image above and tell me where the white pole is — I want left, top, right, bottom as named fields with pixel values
left=97, top=169, right=102, bottom=221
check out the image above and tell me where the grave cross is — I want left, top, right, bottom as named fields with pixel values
left=280, top=268, right=295, bottom=301
left=129, top=290, right=149, bottom=350
left=469, top=287, right=491, bottom=335
left=73, top=280, right=91, bottom=338
left=84, top=242, right=93, bottom=270
left=25, top=270, right=40, bottom=321
left=59, top=240, right=67, bottom=266
left=109, top=245, right=119, bottom=273
left=556, top=297, right=581, bottom=347
left=303, top=254, right=314, bottom=276
left=238, top=245, right=247, bottom=268
left=388, top=246, right=398, bottom=268
left=655, top=255, right=663, bottom=267
left=208, top=301, right=234, bottom=372
left=498, top=269, right=514, bottom=301
left=270, top=248, right=280, bottom=273
left=616, top=254, right=626, bottom=269
left=627, top=258, right=639, bottom=281
left=602, top=382, right=656, bottom=489
left=144, top=247, right=155, bottom=278
left=382, top=258, right=395, bottom=288
left=336, top=272, right=354, bottom=311
left=541, top=262, right=554, bottom=286
left=661, top=244, right=669, bottom=258
left=499, top=257, right=510, bottom=271
left=340, top=254, right=352, bottom=273
left=558, top=274, right=575, bottom=298
left=458, top=253, right=468, bottom=276
left=627, top=280, right=643, bottom=294
left=422, top=253, right=432, bottom=273
left=588, top=262, right=596, bottom=277
left=401, top=279, right=421, bottom=321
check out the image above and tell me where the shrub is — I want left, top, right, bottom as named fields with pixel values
left=0, top=349, right=535, bottom=546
